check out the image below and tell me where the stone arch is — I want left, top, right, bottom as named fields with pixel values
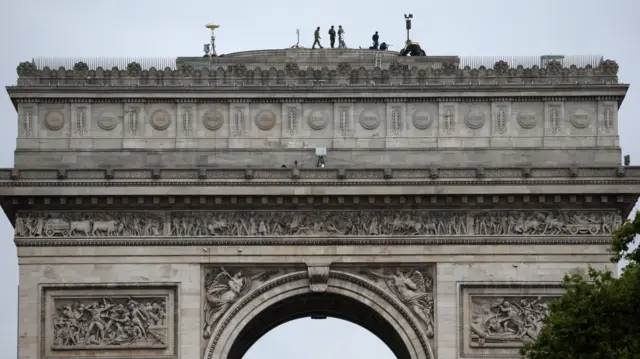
left=204, top=270, right=433, bottom=359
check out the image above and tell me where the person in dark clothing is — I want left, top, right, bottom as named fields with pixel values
left=312, top=27, right=323, bottom=49
left=380, top=42, right=388, bottom=51
left=328, top=26, right=336, bottom=48
left=372, top=31, right=379, bottom=50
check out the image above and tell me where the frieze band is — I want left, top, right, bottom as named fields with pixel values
left=15, top=210, right=622, bottom=238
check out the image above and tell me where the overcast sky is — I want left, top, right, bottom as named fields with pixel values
left=0, top=0, right=638, bottom=358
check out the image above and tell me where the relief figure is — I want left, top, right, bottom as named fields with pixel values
left=52, top=296, right=167, bottom=349
left=470, top=296, right=550, bottom=347
left=203, top=267, right=279, bottom=339
left=365, top=269, right=435, bottom=338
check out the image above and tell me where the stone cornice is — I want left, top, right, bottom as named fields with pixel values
left=3, top=166, right=639, bottom=181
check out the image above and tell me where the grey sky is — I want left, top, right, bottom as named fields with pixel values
left=0, top=0, right=638, bottom=358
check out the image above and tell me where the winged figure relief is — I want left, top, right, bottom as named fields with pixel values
left=365, top=269, right=435, bottom=338
left=203, top=267, right=278, bottom=339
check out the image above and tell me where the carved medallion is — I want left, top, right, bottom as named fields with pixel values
left=465, top=111, right=485, bottom=129
left=203, top=109, right=224, bottom=131
left=254, top=110, right=276, bottom=131
left=307, top=111, right=328, bottom=130
left=150, top=109, right=172, bottom=131
left=516, top=112, right=537, bottom=129
left=570, top=109, right=591, bottom=129
left=412, top=110, right=433, bottom=130
left=44, top=111, right=65, bottom=131
left=359, top=110, right=380, bottom=130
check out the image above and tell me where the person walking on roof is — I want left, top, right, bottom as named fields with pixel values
left=328, top=25, right=336, bottom=48
left=312, top=27, right=323, bottom=49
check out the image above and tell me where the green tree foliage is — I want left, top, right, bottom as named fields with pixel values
left=520, top=210, right=640, bottom=359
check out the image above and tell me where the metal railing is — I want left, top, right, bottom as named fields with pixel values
left=31, top=54, right=606, bottom=71
left=457, top=55, right=604, bottom=69
left=32, top=57, right=178, bottom=70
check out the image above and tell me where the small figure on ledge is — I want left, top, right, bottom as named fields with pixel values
left=328, top=25, right=336, bottom=48
left=380, top=42, right=389, bottom=51
left=312, top=27, right=323, bottom=49
left=338, top=25, right=347, bottom=48
left=370, top=31, right=380, bottom=50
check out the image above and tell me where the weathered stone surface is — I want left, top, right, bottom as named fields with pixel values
left=4, top=49, right=639, bottom=359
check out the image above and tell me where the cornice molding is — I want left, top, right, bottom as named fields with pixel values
left=2, top=166, right=639, bottom=182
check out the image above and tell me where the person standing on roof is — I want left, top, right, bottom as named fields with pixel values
left=372, top=31, right=380, bottom=50
left=338, top=25, right=346, bottom=48
left=328, top=26, right=336, bottom=48
left=312, top=27, right=323, bottom=49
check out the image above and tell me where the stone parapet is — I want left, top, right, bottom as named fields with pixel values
left=14, top=51, right=619, bottom=86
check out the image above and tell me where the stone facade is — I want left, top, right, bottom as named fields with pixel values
left=3, top=49, right=639, bottom=359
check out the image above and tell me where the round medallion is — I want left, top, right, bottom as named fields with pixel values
left=97, top=112, right=118, bottom=131
left=254, top=110, right=276, bottom=131
left=359, top=111, right=380, bottom=130
left=412, top=111, right=433, bottom=130
left=44, top=111, right=65, bottom=131
left=516, top=112, right=537, bottom=129
left=150, top=110, right=172, bottom=131
left=570, top=110, right=591, bottom=129
left=203, top=109, right=224, bottom=131
left=465, top=112, right=485, bottom=129
left=307, top=111, right=328, bottom=130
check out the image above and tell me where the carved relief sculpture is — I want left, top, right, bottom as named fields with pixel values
left=233, top=108, right=244, bottom=136
left=549, top=107, right=560, bottom=134
left=473, top=210, right=622, bottom=236
left=287, top=107, right=296, bottom=135
left=364, top=268, right=435, bottom=338
left=52, top=296, right=168, bottom=349
left=182, top=107, right=192, bottom=136
left=339, top=108, right=348, bottom=136
left=203, top=267, right=280, bottom=338
left=391, top=108, right=401, bottom=135
left=22, top=109, right=33, bottom=137
left=16, top=212, right=164, bottom=237
left=444, top=107, right=454, bottom=134
left=76, top=107, right=86, bottom=136
left=15, top=210, right=622, bottom=238
left=603, top=106, right=613, bottom=133
left=496, top=107, right=506, bottom=134
left=170, top=210, right=468, bottom=237
left=469, top=296, right=551, bottom=347
left=129, top=108, right=139, bottom=136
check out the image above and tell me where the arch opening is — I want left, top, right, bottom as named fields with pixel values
left=228, top=292, right=408, bottom=359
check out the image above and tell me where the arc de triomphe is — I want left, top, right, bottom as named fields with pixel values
left=3, top=50, right=639, bottom=359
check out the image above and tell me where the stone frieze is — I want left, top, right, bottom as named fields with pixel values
left=15, top=210, right=622, bottom=238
